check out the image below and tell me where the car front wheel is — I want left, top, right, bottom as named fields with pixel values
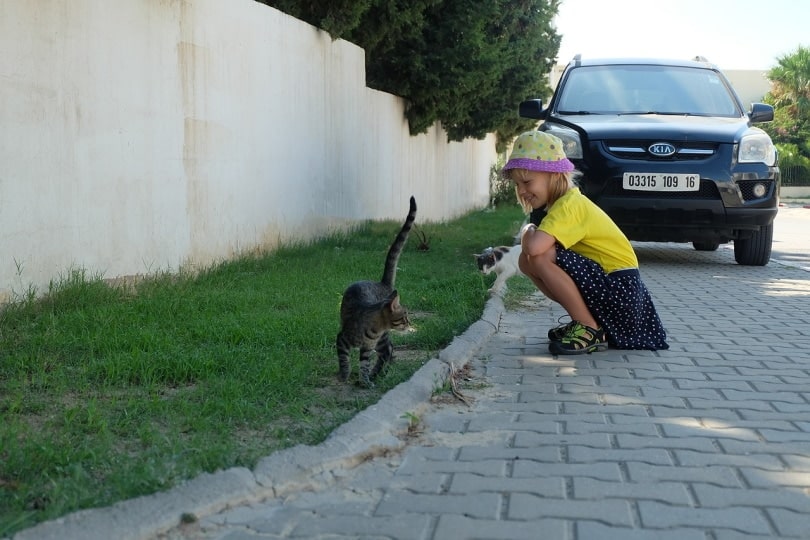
left=734, top=223, right=773, bottom=266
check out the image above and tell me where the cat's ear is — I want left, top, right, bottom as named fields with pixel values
left=387, top=290, right=400, bottom=308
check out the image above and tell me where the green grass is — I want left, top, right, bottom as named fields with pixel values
left=502, top=273, right=538, bottom=310
left=0, top=203, right=528, bottom=535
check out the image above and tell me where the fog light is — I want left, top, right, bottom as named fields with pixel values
left=753, top=183, right=767, bottom=198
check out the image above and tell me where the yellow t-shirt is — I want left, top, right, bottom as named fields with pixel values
left=538, top=188, right=638, bottom=273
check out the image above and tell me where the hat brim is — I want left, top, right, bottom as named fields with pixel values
left=503, top=157, right=575, bottom=173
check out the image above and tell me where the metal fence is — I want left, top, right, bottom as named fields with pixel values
left=781, top=165, right=810, bottom=186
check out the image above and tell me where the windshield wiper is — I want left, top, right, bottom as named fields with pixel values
left=557, top=110, right=600, bottom=115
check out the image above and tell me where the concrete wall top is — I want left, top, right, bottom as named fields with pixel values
left=0, top=0, right=496, bottom=301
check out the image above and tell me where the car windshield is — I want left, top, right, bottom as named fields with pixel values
left=556, top=65, right=742, bottom=117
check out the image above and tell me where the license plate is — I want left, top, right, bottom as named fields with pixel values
left=622, top=173, right=700, bottom=191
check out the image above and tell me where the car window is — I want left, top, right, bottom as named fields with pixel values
left=556, top=65, right=741, bottom=117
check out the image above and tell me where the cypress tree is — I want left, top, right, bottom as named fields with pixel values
left=260, top=0, right=562, bottom=147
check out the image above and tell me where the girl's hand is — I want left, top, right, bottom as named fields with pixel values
left=520, top=223, right=537, bottom=238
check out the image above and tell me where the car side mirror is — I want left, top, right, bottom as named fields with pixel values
left=749, top=103, right=774, bottom=124
left=519, top=99, right=546, bottom=119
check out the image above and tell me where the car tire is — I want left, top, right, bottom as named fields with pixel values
left=733, top=223, right=773, bottom=266
left=692, top=241, right=720, bottom=251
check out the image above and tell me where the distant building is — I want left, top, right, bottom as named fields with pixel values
left=723, top=69, right=772, bottom=106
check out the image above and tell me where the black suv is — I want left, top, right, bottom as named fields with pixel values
left=520, top=56, right=780, bottom=265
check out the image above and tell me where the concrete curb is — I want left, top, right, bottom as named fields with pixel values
left=13, top=295, right=506, bottom=540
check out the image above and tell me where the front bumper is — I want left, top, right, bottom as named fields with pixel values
left=603, top=201, right=778, bottom=242
left=587, top=167, right=780, bottom=243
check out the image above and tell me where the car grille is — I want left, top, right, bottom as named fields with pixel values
left=601, top=179, right=721, bottom=200
left=605, top=140, right=717, bottom=161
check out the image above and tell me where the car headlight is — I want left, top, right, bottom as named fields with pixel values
left=738, top=131, right=776, bottom=166
left=542, top=124, right=583, bottom=159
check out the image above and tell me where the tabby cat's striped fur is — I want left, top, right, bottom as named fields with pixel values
left=336, top=196, right=416, bottom=387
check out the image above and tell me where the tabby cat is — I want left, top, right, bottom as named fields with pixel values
left=336, top=196, right=417, bottom=387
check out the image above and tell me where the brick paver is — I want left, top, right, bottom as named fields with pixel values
left=151, top=241, right=810, bottom=539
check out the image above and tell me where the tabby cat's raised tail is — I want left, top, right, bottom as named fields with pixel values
left=381, top=196, right=417, bottom=287
left=336, top=196, right=417, bottom=387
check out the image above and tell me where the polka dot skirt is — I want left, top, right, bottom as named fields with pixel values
left=556, top=247, right=669, bottom=350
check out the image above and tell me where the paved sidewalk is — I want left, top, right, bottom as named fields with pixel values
left=168, top=243, right=810, bottom=540
left=17, top=241, right=810, bottom=539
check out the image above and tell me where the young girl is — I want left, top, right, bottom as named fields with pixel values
left=502, top=130, right=668, bottom=355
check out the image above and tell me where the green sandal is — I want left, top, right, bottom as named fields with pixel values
left=549, top=322, right=607, bottom=355
left=547, top=318, right=576, bottom=341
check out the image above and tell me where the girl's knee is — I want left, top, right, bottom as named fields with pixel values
left=520, top=246, right=557, bottom=276
left=529, top=246, right=557, bottom=269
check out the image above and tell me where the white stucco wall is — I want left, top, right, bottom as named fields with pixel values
left=0, top=0, right=496, bottom=301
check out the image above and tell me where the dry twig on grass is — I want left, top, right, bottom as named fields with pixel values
left=448, top=362, right=472, bottom=406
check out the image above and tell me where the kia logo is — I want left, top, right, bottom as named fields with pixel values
left=649, top=143, right=676, bottom=157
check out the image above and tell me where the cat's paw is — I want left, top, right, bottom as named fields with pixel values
left=358, top=370, right=376, bottom=388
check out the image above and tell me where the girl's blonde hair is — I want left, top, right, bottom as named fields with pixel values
left=502, top=168, right=579, bottom=214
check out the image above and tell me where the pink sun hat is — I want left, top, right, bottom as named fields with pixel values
left=503, top=130, right=574, bottom=173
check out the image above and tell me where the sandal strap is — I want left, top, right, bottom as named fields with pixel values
left=551, top=322, right=608, bottom=354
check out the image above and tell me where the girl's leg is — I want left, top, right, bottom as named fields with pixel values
left=519, top=247, right=600, bottom=329
left=519, top=250, right=558, bottom=301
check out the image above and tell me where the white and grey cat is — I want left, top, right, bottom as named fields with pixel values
left=336, top=196, right=416, bottom=387
left=474, top=244, right=523, bottom=293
